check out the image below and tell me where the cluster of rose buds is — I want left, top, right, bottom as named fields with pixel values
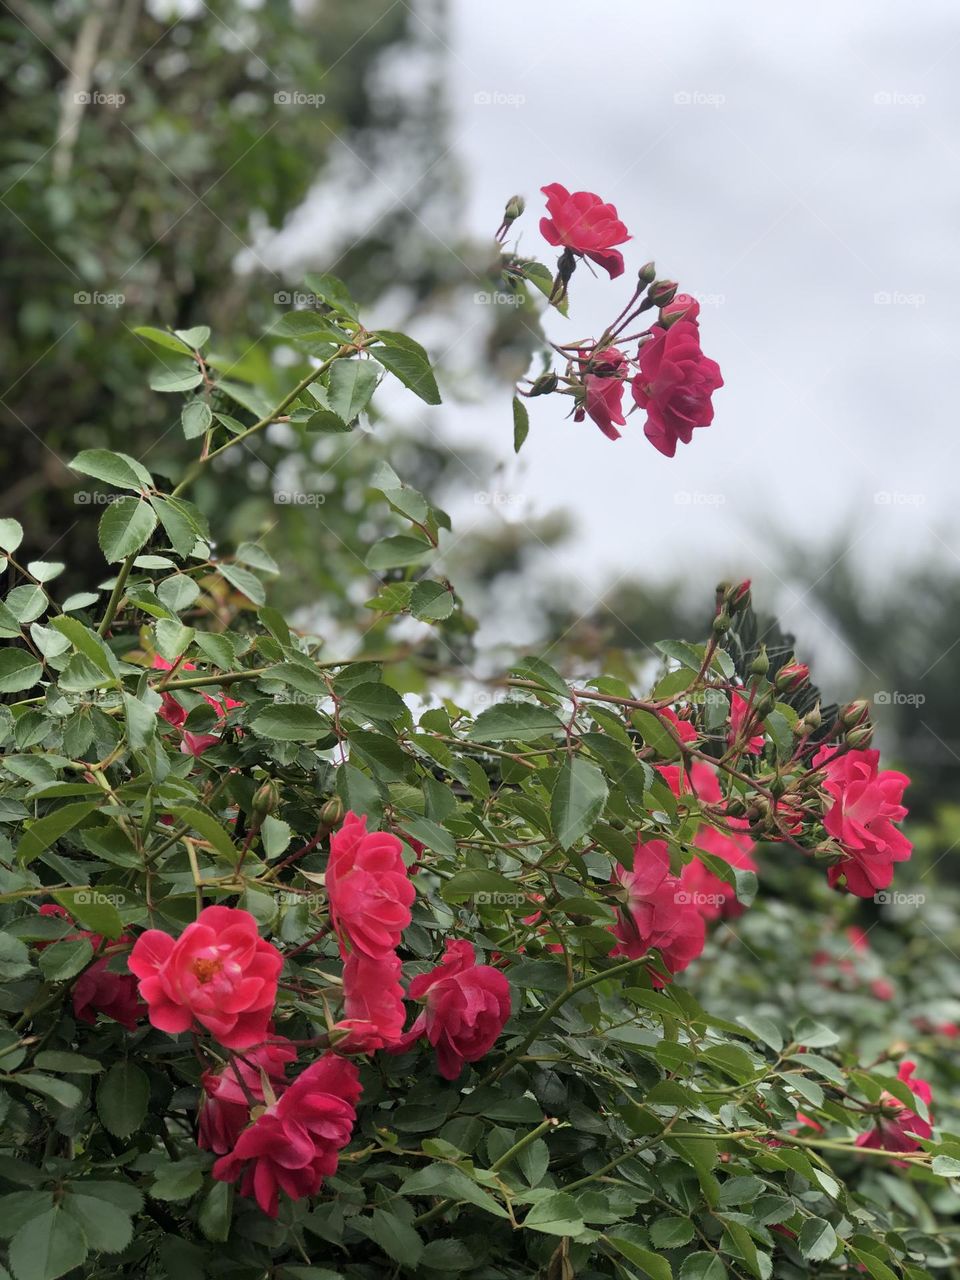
left=501, top=184, right=724, bottom=456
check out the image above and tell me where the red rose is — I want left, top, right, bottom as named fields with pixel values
left=574, top=346, right=629, bottom=440
left=539, top=183, right=630, bottom=279
left=856, top=1060, right=932, bottom=1154
left=631, top=320, right=723, bottom=457
left=198, top=1037, right=297, bottom=1154
left=38, top=905, right=144, bottom=1031
left=212, top=1052, right=361, bottom=1217
left=152, top=655, right=242, bottom=757
left=128, top=905, right=283, bottom=1049
left=326, top=812, right=414, bottom=959
left=812, top=747, right=912, bottom=898
left=393, top=939, right=511, bottom=1080
left=333, top=949, right=406, bottom=1052
left=610, top=838, right=706, bottom=981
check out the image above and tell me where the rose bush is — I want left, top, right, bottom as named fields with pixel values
left=0, top=197, right=957, bottom=1280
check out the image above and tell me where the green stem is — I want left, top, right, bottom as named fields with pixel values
left=97, top=554, right=136, bottom=636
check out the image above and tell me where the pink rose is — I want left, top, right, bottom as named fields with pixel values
left=812, top=747, right=912, bottom=898
left=152, top=655, right=242, bottom=757
left=856, top=1060, right=932, bottom=1154
left=727, top=690, right=764, bottom=756
left=610, top=838, right=706, bottom=982
left=212, top=1053, right=361, bottom=1217
left=393, top=939, right=511, bottom=1080
left=574, top=347, right=629, bottom=440
left=631, top=320, right=723, bottom=457
left=326, top=812, right=414, bottom=960
left=539, top=183, right=631, bottom=279
left=128, top=905, right=283, bottom=1049
left=333, top=949, right=407, bottom=1052
left=681, top=825, right=757, bottom=921
left=198, top=1037, right=298, bottom=1155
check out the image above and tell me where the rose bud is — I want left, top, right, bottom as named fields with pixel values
left=648, top=279, right=679, bottom=307
left=775, top=660, right=810, bottom=694
left=528, top=370, right=559, bottom=396
left=840, top=699, right=871, bottom=730
left=845, top=724, right=875, bottom=750
left=252, top=779, right=281, bottom=819
left=320, top=796, right=345, bottom=827
left=660, top=293, right=701, bottom=327
left=503, top=194, right=525, bottom=223
left=749, top=646, right=770, bottom=677
left=638, top=261, right=657, bottom=285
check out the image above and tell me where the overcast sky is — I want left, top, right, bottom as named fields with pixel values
left=422, top=0, right=960, bottom=632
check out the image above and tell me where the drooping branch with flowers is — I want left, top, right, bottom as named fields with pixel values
left=0, top=188, right=953, bottom=1280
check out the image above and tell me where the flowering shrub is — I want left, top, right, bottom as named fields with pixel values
left=0, top=193, right=957, bottom=1280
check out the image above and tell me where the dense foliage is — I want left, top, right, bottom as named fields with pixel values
left=1, top=189, right=957, bottom=1280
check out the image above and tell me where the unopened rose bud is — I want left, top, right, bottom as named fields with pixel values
left=638, top=261, right=657, bottom=285
left=320, top=796, right=344, bottom=827
left=755, top=690, right=777, bottom=718
left=749, top=646, right=770, bottom=677
left=723, top=579, right=751, bottom=614
left=648, top=279, right=678, bottom=308
left=503, top=194, right=525, bottom=223
left=528, top=370, right=559, bottom=396
left=775, top=660, right=810, bottom=694
left=252, top=779, right=281, bottom=818
left=712, top=611, right=731, bottom=634
left=799, top=703, right=821, bottom=734
left=840, top=700, right=871, bottom=730
left=845, top=724, right=874, bottom=750
left=659, top=293, right=700, bottom=327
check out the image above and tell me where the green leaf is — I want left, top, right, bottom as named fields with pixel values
left=0, top=517, right=25, bottom=553
left=174, top=325, right=211, bottom=349
left=353, top=1210, right=423, bottom=1268
left=374, top=331, right=441, bottom=404
left=149, top=364, right=203, bottom=393
left=16, top=1074, right=82, bottom=1111
left=96, top=1063, right=150, bottom=1138
left=0, top=650, right=42, bottom=694
left=271, top=310, right=348, bottom=342
left=38, top=938, right=93, bottom=982
left=70, top=449, right=152, bottom=491
left=0, top=934, right=32, bottom=980
left=523, top=1192, right=585, bottom=1237
left=166, top=806, right=241, bottom=863
left=441, top=869, right=524, bottom=905
left=409, top=580, right=455, bottom=621
left=151, top=495, right=210, bottom=558
left=132, top=325, right=194, bottom=355
left=365, top=535, right=432, bottom=572
left=181, top=400, right=213, bottom=440
left=49, top=616, right=116, bottom=675
left=17, top=803, right=97, bottom=865
left=341, top=682, right=408, bottom=724
left=607, top=1235, right=673, bottom=1279
left=218, top=563, right=265, bottom=605
left=467, top=701, right=564, bottom=742
left=150, top=1162, right=204, bottom=1202
left=512, top=395, right=529, bottom=453
left=326, top=359, right=380, bottom=423
left=33, top=1052, right=102, bottom=1075
left=61, top=1194, right=132, bottom=1253
left=551, top=758, right=608, bottom=849
left=98, top=498, right=158, bottom=562
left=932, top=1154, right=960, bottom=1177
left=650, top=1217, right=696, bottom=1249
left=251, top=704, right=329, bottom=743
left=8, top=1206, right=87, bottom=1280
left=679, top=1255, right=727, bottom=1279
left=197, top=1180, right=231, bottom=1243
left=798, top=1217, right=838, bottom=1262
left=400, top=1163, right=508, bottom=1218
left=54, top=889, right=124, bottom=940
